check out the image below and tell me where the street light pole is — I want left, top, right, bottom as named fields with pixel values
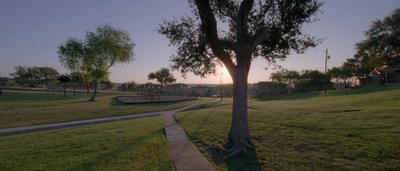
left=220, top=72, right=223, bottom=100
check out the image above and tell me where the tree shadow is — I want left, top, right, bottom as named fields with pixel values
left=256, top=91, right=321, bottom=101
left=176, top=101, right=262, bottom=170
left=255, top=85, right=397, bottom=102
left=109, top=97, right=125, bottom=106
left=208, top=147, right=262, bottom=171
left=325, top=85, right=398, bottom=97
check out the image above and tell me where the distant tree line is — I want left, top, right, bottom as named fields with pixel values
left=271, top=8, right=400, bottom=90
left=270, top=69, right=326, bottom=93
left=9, top=65, right=59, bottom=85
left=4, top=65, right=113, bottom=89
left=327, top=8, right=400, bottom=88
left=121, top=81, right=137, bottom=91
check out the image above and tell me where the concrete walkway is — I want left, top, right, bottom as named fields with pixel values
left=0, top=112, right=159, bottom=137
left=0, top=101, right=216, bottom=171
left=161, top=102, right=216, bottom=171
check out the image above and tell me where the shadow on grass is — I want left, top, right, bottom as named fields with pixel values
left=323, top=85, right=398, bottom=97
left=178, top=101, right=262, bottom=170
left=177, top=100, right=225, bottom=125
left=256, top=91, right=320, bottom=102
left=255, top=85, right=398, bottom=102
left=0, top=90, right=91, bottom=102
left=109, top=97, right=174, bottom=107
left=110, top=97, right=125, bottom=106
left=183, top=100, right=231, bottom=112
left=208, top=147, right=262, bottom=171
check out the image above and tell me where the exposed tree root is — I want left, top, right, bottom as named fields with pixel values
left=218, top=137, right=255, bottom=158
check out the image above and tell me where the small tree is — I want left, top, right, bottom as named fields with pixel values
left=300, top=70, right=326, bottom=91
left=58, top=24, right=135, bottom=101
left=57, top=75, right=70, bottom=98
left=9, top=66, right=30, bottom=84
left=123, top=81, right=137, bottom=91
left=147, top=67, right=176, bottom=85
left=328, top=66, right=355, bottom=89
left=38, top=67, right=59, bottom=84
left=342, top=56, right=374, bottom=86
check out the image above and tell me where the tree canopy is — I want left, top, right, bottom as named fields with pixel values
left=10, top=66, right=59, bottom=84
left=270, top=68, right=325, bottom=93
left=147, top=67, right=176, bottom=85
left=158, top=0, right=323, bottom=78
left=122, top=81, right=137, bottom=91
left=57, top=75, right=70, bottom=98
left=355, top=8, right=400, bottom=67
left=158, top=0, right=323, bottom=156
left=328, top=66, right=355, bottom=89
left=58, top=24, right=135, bottom=101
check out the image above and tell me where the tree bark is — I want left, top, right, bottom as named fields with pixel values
left=89, top=81, right=98, bottom=101
left=223, top=64, right=254, bottom=156
left=194, top=0, right=262, bottom=156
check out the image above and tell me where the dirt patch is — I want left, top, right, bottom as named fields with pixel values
left=344, top=109, right=362, bottom=112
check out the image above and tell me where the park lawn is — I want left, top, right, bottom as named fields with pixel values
left=0, top=90, right=205, bottom=128
left=175, top=86, right=400, bottom=170
left=0, top=116, right=174, bottom=171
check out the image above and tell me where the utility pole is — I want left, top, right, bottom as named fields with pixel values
left=324, top=49, right=329, bottom=93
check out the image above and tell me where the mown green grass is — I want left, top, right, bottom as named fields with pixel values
left=0, top=116, right=174, bottom=171
left=175, top=86, right=400, bottom=170
left=0, top=90, right=204, bottom=128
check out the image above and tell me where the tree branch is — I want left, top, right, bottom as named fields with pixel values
left=236, top=0, right=254, bottom=42
left=194, top=0, right=235, bottom=71
left=251, top=27, right=271, bottom=50
left=219, top=39, right=236, bottom=50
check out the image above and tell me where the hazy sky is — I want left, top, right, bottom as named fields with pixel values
left=1, top=0, right=399, bottom=84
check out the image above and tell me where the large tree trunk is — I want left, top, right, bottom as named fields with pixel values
left=89, top=82, right=98, bottom=101
left=223, top=65, right=254, bottom=156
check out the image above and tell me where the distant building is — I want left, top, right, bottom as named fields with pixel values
left=138, top=83, right=163, bottom=94
left=369, top=66, right=400, bottom=85
left=191, top=85, right=209, bottom=97
left=163, top=83, right=190, bottom=96
left=190, top=85, right=226, bottom=97
left=112, top=83, right=122, bottom=91
left=250, top=81, right=287, bottom=98
left=116, top=86, right=124, bottom=91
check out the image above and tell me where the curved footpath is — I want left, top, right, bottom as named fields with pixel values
left=0, top=101, right=216, bottom=171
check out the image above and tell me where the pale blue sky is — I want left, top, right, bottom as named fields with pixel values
left=1, top=0, right=399, bottom=84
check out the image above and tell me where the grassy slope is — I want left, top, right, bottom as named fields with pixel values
left=175, top=86, right=400, bottom=170
left=0, top=90, right=204, bottom=128
left=0, top=117, right=174, bottom=171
